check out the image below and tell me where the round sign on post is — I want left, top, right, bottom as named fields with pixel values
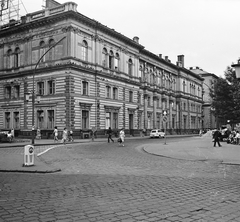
left=163, top=116, right=168, bottom=122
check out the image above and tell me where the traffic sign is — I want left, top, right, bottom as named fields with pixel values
left=163, top=116, right=168, bottom=122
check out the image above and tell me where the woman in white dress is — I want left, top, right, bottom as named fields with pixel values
left=119, top=128, right=125, bottom=147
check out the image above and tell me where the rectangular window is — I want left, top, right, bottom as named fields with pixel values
left=5, top=112, right=11, bottom=129
left=47, top=80, right=55, bottom=95
left=113, top=87, right=118, bottom=100
left=37, top=110, right=44, bottom=129
left=82, top=110, right=89, bottom=129
left=129, top=91, right=133, bottom=102
left=82, top=47, right=87, bottom=61
left=172, top=117, right=175, bottom=129
left=113, top=113, right=118, bottom=129
left=106, top=86, right=111, bottom=98
left=13, top=112, right=20, bottom=129
left=5, top=86, right=11, bottom=99
left=148, top=97, right=151, bottom=106
left=37, top=82, right=44, bottom=95
left=82, top=81, right=88, bottom=96
left=13, top=85, right=20, bottom=98
left=105, top=112, right=111, bottom=129
left=40, top=48, right=46, bottom=63
left=47, top=110, right=54, bottom=129
left=114, top=58, right=119, bottom=70
left=157, top=115, right=160, bottom=129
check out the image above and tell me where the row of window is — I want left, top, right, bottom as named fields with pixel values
left=3, top=80, right=55, bottom=99
left=3, top=81, right=201, bottom=112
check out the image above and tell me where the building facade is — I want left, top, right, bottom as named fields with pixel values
left=0, top=0, right=203, bottom=138
left=190, top=66, right=222, bottom=130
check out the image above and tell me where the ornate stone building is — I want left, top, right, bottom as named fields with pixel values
left=0, top=0, right=203, bottom=138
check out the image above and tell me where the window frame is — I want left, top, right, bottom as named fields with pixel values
left=82, top=40, right=88, bottom=61
left=82, top=110, right=89, bottom=129
left=47, top=80, right=55, bottom=95
left=82, top=81, right=89, bottom=96
left=37, top=81, right=45, bottom=95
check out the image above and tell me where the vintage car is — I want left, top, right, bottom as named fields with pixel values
left=150, top=129, right=165, bottom=138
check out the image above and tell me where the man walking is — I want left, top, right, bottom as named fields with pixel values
left=213, top=129, right=222, bottom=147
left=107, top=127, right=114, bottom=143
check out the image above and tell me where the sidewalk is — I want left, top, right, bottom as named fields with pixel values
left=143, top=134, right=240, bottom=165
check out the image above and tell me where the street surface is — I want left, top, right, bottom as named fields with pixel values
left=1, top=137, right=240, bottom=222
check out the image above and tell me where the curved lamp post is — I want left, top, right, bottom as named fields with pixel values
left=31, top=36, right=66, bottom=145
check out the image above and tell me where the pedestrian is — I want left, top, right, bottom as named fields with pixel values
left=53, top=126, right=58, bottom=142
left=36, top=127, right=41, bottom=139
left=7, top=130, right=13, bottom=142
left=107, top=127, right=114, bottom=143
left=235, top=131, right=240, bottom=145
left=213, top=129, right=222, bottom=147
left=142, top=128, right=146, bottom=137
left=69, top=129, right=74, bottom=142
left=118, top=128, right=125, bottom=147
left=11, top=128, right=14, bottom=139
left=199, top=129, right=202, bottom=137
left=62, top=127, right=68, bottom=144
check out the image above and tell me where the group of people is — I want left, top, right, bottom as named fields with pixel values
left=53, top=127, right=74, bottom=144
left=107, top=127, right=125, bottom=146
left=226, top=130, right=240, bottom=145
left=33, top=126, right=126, bottom=146
left=211, top=128, right=240, bottom=147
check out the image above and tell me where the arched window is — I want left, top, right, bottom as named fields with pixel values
left=82, top=40, right=88, bottom=61
left=48, top=39, right=55, bottom=60
left=150, top=74, right=154, bottom=84
left=139, top=65, right=144, bottom=81
left=102, top=48, right=108, bottom=67
left=14, top=47, right=20, bottom=68
left=128, top=58, right=133, bottom=76
left=183, top=80, right=186, bottom=93
left=108, top=50, right=114, bottom=69
left=6, top=49, right=13, bottom=69
left=114, top=53, right=120, bottom=71
left=39, top=41, right=46, bottom=63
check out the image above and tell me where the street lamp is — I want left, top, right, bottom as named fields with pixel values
left=31, top=36, right=66, bottom=145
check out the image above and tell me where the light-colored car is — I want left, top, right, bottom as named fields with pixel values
left=150, top=129, right=165, bottom=138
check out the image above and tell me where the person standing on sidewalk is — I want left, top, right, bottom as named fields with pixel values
left=213, top=129, right=222, bottom=147
left=107, top=127, right=114, bottom=143
left=53, top=126, right=59, bottom=142
left=62, top=127, right=68, bottom=145
left=119, top=128, right=125, bottom=147
left=69, top=129, right=74, bottom=142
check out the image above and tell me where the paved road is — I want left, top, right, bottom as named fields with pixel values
left=1, top=138, right=240, bottom=222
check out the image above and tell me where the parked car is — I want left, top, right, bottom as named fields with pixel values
left=150, top=129, right=165, bottom=138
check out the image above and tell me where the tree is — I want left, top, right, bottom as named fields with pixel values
left=210, top=65, right=240, bottom=124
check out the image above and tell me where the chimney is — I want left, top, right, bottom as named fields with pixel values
left=159, top=54, right=162, bottom=58
left=165, top=56, right=168, bottom=61
left=177, top=55, right=184, bottom=67
left=133, top=36, right=139, bottom=44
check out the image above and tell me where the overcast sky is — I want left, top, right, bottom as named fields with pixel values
left=17, top=0, right=240, bottom=77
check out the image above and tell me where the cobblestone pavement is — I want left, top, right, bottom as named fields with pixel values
left=1, top=138, right=240, bottom=222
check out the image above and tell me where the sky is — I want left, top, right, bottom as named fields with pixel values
left=15, top=0, right=240, bottom=77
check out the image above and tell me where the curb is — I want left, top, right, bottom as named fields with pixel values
left=0, top=168, right=61, bottom=173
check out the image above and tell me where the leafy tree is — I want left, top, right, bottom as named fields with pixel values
left=210, top=65, right=240, bottom=123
